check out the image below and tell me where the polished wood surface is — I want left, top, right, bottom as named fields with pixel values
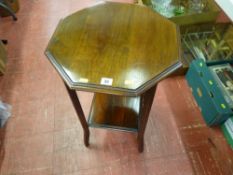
left=64, top=83, right=90, bottom=146
left=88, top=93, right=140, bottom=132
left=138, top=84, right=157, bottom=152
left=0, top=41, right=7, bottom=75
left=46, top=2, right=181, bottom=96
left=46, top=2, right=182, bottom=152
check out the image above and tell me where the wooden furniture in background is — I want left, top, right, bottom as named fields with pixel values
left=45, top=2, right=182, bottom=152
left=140, top=0, right=221, bottom=26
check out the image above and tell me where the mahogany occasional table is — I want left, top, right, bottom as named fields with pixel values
left=45, top=2, right=182, bottom=152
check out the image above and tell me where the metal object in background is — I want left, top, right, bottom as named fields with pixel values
left=0, top=0, right=18, bottom=21
left=189, top=0, right=207, bottom=13
left=182, top=24, right=233, bottom=64
left=151, top=0, right=174, bottom=18
left=209, top=64, right=233, bottom=108
left=141, top=0, right=221, bottom=25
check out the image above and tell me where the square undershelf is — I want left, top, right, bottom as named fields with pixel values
left=88, top=93, right=140, bottom=132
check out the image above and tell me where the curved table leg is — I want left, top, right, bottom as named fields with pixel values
left=64, top=83, right=90, bottom=147
left=138, top=85, right=157, bottom=152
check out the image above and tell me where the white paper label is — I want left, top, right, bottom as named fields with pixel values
left=100, top=77, right=113, bottom=86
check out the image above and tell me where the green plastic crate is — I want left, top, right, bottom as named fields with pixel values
left=186, top=59, right=232, bottom=125
left=221, top=117, right=233, bottom=149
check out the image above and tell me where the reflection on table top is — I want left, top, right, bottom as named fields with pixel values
left=45, top=2, right=182, bottom=96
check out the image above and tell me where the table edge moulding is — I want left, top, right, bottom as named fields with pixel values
left=45, top=1, right=182, bottom=152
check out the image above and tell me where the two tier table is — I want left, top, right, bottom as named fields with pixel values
left=45, top=2, right=182, bottom=152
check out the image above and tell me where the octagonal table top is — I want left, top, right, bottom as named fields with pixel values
left=45, top=2, right=182, bottom=96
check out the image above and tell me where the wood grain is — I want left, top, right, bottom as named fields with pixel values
left=0, top=41, right=7, bottom=75
left=88, top=93, right=140, bottom=132
left=46, top=2, right=181, bottom=96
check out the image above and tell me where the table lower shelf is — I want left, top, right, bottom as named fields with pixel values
left=88, top=93, right=140, bottom=132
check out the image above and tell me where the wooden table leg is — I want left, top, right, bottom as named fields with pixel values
left=138, top=85, right=157, bottom=152
left=64, top=83, right=90, bottom=147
